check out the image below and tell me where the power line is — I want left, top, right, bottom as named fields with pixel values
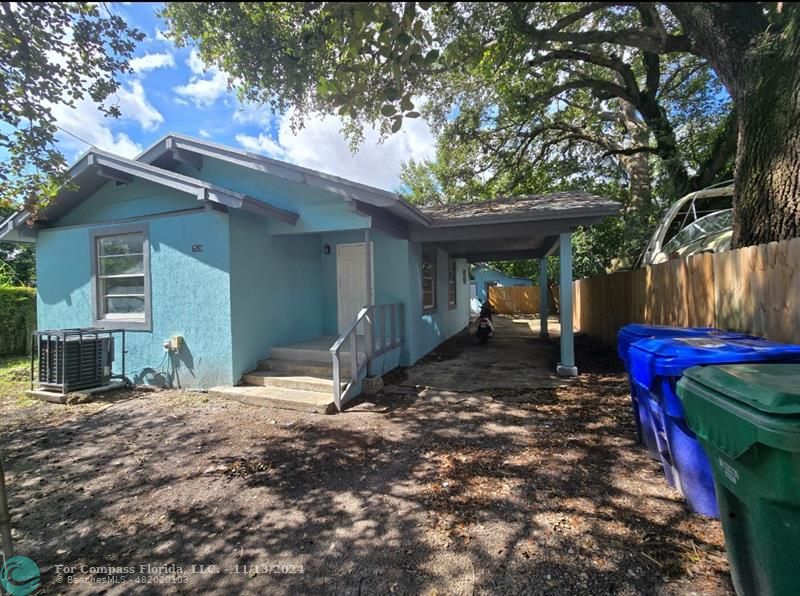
left=54, top=125, right=95, bottom=149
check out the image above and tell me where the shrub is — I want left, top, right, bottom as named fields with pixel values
left=0, top=286, right=36, bottom=356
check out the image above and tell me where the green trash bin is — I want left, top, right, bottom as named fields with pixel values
left=677, top=363, right=800, bottom=596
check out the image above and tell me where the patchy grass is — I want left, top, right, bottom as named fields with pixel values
left=0, top=355, right=34, bottom=406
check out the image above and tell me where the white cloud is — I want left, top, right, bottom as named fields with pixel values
left=235, top=133, right=286, bottom=158
left=235, top=110, right=436, bottom=190
left=173, top=49, right=229, bottom=108
left=154, top=28, right=169, bottom=41
left=174, top=72, right=228, bottom=108
left=198, top=128, right=212, bottom=139
left=130, top=52, right=175, bottom=74
left=113, top=80, right=164, bottom=131
left=232, top=102, right=272, bottom=126
left=49, top=79, right=164, bottom=158
left=51, top=100, right=142, bottom=158
left=186, top=48, right=206, bottom=75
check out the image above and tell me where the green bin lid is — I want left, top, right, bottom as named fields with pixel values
left=683, top=363, right=800, bottom=415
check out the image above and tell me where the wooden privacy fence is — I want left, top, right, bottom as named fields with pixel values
left=573, top=236, right=800, bottom=347
left=488, top=285, right=560, bottom=315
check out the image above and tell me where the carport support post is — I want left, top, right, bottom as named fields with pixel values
left=557, top=232, right=578, bottom=377
left=538, top=258, right=549, bottom=338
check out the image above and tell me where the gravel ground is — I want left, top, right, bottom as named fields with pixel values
left=0, top=318, right=733, bottom=594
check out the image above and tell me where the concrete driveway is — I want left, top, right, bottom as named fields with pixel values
left=398, top=315, right=568, bottom=396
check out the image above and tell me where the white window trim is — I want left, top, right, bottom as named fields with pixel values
left=422, top=246, right=437, bottom=312
left=90, top=223, right=152, bottom=331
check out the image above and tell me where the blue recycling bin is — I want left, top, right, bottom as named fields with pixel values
left=617, top=324, right=720, bottom=458
left=629, top=336, right=800, bottom=517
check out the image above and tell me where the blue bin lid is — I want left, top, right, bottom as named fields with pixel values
left=629, top=336, right=800, bottom=389
left=617, top=323, right=723, bottom=362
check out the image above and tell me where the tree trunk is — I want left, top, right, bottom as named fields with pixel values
left=730, top=33, right=800, bottom=245
left=670, top=3, right=800, bottom=247
left=636, top=91, right=691, bottom=197
left=618, top=98, right=653, bottom=208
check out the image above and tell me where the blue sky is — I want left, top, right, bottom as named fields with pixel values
left=52, top=2, right=436, bottom=191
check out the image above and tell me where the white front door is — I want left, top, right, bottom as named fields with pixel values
left=337, top=242, right=374, bottom=334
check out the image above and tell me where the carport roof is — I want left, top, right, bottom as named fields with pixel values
left=419, top=191, right=619, bottom=226
left=408, top=191, right=620, bottom=262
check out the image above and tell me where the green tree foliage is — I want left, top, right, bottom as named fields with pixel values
left=0, top=285, right=36, bottom=355
left=0, top=2, right=143, bottom=211
left=0, top=207, right=35, bottom=286
left=163, top=2, right=800, bottom=248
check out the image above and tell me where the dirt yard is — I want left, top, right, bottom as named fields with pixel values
left=0, top=318, right=732, bottom=594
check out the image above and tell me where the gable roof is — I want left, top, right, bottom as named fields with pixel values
left=0, top=133, right=621, bottom=258
left=0, top=146, right=299, bottom=242
left=137, top=134, right=430, bottom=226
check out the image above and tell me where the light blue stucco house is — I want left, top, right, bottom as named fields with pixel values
left=0, top=135, right=619, bottom=411
left=472, top=264, right=534, bottom=303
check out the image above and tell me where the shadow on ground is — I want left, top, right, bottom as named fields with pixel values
left=1, top=317, right=731, bottom=594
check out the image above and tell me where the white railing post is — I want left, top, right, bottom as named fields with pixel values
left=330, top=302, right=406, bottom=411
left=365, top=306, right=374, bottom=376
left=331, top=352, right=341, bottom=411
left=349, top=332, right=359, bottom=383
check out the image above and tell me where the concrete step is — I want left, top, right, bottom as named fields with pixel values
left=271, top=345, right=366, bottom=365
left=257, top=358, right=336, bottom=378
left=242, top=371, right=344, bottom=393
left=209, top=385, right=337, bottom=414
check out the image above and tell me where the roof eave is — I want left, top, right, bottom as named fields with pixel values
left=0, top=210, right=35, bottom=243
left=0, top=148, right=301, bottom=241
left=424, top=204, right=621, bottom=228
left=137, top=133, right=431, bottom=227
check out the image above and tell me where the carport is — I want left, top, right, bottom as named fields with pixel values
left=407, top=191, right=620, bottom=376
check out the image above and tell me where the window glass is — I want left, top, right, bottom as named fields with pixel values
left=97, top=232, right=146, bottom=321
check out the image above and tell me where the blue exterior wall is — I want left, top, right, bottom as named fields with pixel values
left=229, top=211, right=328, bottom=382
left=472, top=266, right=533, bottom=302
left=178, top=157, right=367, bottom=235
left=405, top=244, right=470, bottom=364
left=37, top=185, right=234, bottom=388
left=318, top=229, right=410, bottom=335
left=57, top=179, right=199, bottom=227
left=34, top=152, right=472, bottom=389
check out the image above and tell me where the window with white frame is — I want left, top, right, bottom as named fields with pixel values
left=93, top=227, right=149, bottom=327
left=422, top=247, right=436, bottom=311
left=448, top=259, right=457, bottom=307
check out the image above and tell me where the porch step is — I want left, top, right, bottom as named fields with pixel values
left=270, top=345, right=366, bottom=365
left=242, top=371, right=344, bottom=393
left=257, top=358, right=336, bottom=378
left=209, top=385, right=337, bottom=415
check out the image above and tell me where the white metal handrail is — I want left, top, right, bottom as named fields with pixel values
left=330, top=303, right=405, bottom=411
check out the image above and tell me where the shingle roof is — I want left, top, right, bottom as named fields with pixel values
left=418, top=190, right=619, bottom=224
